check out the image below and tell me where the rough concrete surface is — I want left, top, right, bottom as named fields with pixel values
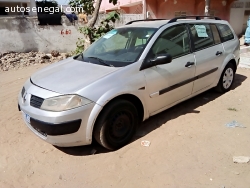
left=0, top=51, right=69, bottom=71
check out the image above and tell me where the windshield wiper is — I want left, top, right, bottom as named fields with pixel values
left=87, top=56, right=113, bottom=67
left=73, top=52, right=84, bottom=60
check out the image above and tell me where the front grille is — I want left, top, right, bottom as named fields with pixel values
left=30, top=95, right=44, bottom=109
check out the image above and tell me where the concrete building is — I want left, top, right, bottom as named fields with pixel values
left=100, top=0, right=250, bottom=35
left=0, top=0, right=37, bottom=16
left=229, top=0, right=250, bottom=36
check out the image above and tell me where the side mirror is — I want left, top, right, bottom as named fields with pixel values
left=151, top=54, right=172, bottom=65
left=140, top=54, right=172, bottom=70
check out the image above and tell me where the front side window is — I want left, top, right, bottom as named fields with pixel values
left=216, top=24, right=234, bottom=42
left=189, top=24, right=214, bottom=51
left=147, top=25, right=190, bottom=60
left=79, top=27, right=157, bottom=67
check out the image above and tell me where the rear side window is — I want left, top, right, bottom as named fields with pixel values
left=216, top=24, right=234, bottom=42
left=210, top=24, right=221, bottom=44
left=189, top=24, right=214, bottom=51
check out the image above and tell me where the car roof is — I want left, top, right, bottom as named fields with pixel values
left=118, top=18, right=229, bottom=29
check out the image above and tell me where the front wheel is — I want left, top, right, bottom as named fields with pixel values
left=215, top=63, right=235, bottom=93
left=94, top=99, right=138, bottom=150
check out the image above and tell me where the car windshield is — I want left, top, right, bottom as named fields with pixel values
left=75, top=27, right=157, bottom=67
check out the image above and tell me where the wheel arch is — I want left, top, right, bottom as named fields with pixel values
left=214, top=55, right=237, bottom=87
left=106, top=94, right=145, bottom=122
left=228, top=58, right=237, bottom=72
left=86, top=93, right=145, bottom=144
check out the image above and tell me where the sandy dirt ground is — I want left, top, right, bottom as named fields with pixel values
left=0, top=64, right=250, bottom=188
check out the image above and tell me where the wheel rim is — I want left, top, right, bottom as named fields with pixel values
left=108, top=111, right=134, bottom=143
left=223, top=67, right=234, bottom=89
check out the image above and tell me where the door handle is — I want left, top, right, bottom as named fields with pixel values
left=216, top=51, right=223, bottom=56
left=185, top=62, right=195, bottom=68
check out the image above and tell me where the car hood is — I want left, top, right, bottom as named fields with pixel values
left=31, top=58, right=119, bottom=94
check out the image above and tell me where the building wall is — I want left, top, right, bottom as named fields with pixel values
left=0, top=17, right=83, bottom=53
left=100, top=0, right=142, bottom=12
left=146, top=0, right=246, bottom=36
left=0, top=2, right=25, bottom=15
left=146, top=0, right=157, bottom=18
left=154, top=0, right=195, bottom=19
left=0, top=0, right=37, bottom=16
left=229, top=0, right=250, bottom=36
left=146, top=0, right=233, bottom=20
left=0, top=14, right=143, bottom=53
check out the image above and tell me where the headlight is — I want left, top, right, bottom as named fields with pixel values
left=40, top=95, right=92, bottom=112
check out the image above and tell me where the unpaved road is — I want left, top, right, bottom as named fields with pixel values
left=0, top=65, right=250, bottom=188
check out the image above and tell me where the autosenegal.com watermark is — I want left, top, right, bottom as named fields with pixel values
left=5, top=5, right=84, bottom=14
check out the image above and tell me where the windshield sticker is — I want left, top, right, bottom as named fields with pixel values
left=194, top=25, right=208, bottom=37
left=103, top=30, right=117, bottom=39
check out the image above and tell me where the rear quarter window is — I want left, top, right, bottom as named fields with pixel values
left=216, top=24, right=234, bottom=42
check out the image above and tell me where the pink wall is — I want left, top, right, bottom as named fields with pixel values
left=154, top=0, right=195, bottom=19
left=146, top=0, right=157, bottom=18
left=100, top=0, right=142, bottom=12
left=146, top=0, right=235, bottom=21
left=100, top=0, right=235, bottom=21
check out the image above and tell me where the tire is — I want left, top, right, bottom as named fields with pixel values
left=94, top=99, right=138, bottom=150
left=215, top=63, right=235, bottom=93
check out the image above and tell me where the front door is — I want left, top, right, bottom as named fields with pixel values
left=142, top=24, right=196, bottom=115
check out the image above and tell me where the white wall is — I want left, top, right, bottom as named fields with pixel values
left=230, top=8, right=245, bottom=35
left=0, top=0, right=30, bottom=2
left=230, top=0, right=250, bottom=36
left=0, top=0, right=37, bottom=16
left=0, top=17, right=83, bottom=53
left=0, top=14, right=140, bottom=53
left=28, top=0, right=36, bottom=16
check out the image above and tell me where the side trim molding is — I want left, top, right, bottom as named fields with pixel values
left=156, top=67, right=218, bottom=96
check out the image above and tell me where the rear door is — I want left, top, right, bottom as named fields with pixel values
left=189, top=23, right=226, bottom=94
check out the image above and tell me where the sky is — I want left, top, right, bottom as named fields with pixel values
left=55, top=0, right=69, bottom=5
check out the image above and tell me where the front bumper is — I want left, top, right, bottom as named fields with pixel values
left=18, top=79, right=101, bottom=147
left=29, top=118, right=82, bottom=136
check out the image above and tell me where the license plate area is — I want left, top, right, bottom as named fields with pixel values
left=23, top=112, right=47, bottom=138
left=24, top=112, right=30, bottom=124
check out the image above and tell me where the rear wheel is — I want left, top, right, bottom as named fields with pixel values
left=94, top=99, right=138, bottom=150
left=215, top=63, right=235, bottom=93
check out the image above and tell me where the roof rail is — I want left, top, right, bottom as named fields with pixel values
left=168, top=15, right=221, bottom=23
left=126, top=19, right=167, bottom=25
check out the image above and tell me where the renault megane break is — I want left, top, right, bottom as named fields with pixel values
left=18, top=16, right=240, bottom=150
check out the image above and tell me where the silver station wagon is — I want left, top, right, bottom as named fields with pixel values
left=18, top=16, right=240, bottom=150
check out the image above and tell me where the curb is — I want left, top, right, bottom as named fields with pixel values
left=240, top=46, right=250, bottom=54
left=239, top=56, right=250, bottom=69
